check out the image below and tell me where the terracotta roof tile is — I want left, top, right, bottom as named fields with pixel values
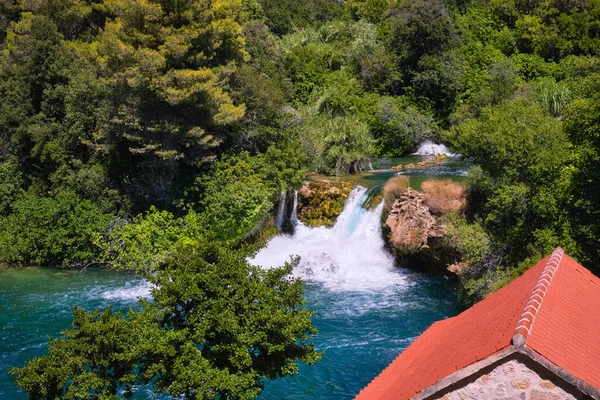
left=355, top=249, right=600, bottom=399
left=526, top=252, right=600, bottom=391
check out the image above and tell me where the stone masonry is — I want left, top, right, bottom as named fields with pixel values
left=439, top=359, right=581, bottom=400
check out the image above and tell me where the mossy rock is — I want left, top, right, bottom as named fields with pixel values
left=297, top=180, right=353, bottom=227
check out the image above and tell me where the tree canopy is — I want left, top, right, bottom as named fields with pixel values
left=11, top=239, right=321, bottom=399
left=4, top=0, right=600, bottom=394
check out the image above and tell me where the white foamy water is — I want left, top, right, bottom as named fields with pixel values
left=275, top=191, right=287, bottom=230
left=252, top=187, right=407, bottom=291
left=97, top=281, right=153, bottom=301
left=413, top=139, right=456, bottom=156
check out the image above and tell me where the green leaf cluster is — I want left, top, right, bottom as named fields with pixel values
left=0, top=191, right=113, bottom=267
left=11, top=240, right=321, bottom=399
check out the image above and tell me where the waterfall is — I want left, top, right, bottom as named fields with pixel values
left=253, top=187, right=405, bottom=291
left=275, top=191, right=287, bottom=230
left=290, top=190, right=299, bottom=225
left=413, top=139, right=456, bottom=156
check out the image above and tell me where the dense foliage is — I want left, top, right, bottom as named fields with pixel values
left=11, top=239, right=320, bottom=399
left=3, top=0, right=600, bottom=395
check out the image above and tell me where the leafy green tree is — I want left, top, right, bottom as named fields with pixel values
left=345, top=20, right=393, bottom=90
left=0, top=157, right=24, bottom=215
left=372, top=99, right=439, bottom=156
left=563, top=93, right=600, bottom=268
left=10, top=307, right=146, bottom=399
left=344, top=0, right=391, bottom=24
left=11, top=240, right=321, bottom=399
left=411, top=50, right=466, bottom=116
left=257, top=0, right=343, bottom=35
left=96, top=206, right=187, bottom=272
left=0, top=191, right=113, bottom=267
left=0, top=13, right=74, bottom=180
left=448, top=99, right=575, bottom=276
left=389, top=0, right=460, bottom=70
left=491, top=0, right=600, bottom=59
left=448, top=100, right=568, bottom=185
left=197, top=152, right=288, bottom=241
left=318, top=115, right=374, bottom=175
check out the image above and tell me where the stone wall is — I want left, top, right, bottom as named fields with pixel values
left=439, top=359, right=582, bottom=400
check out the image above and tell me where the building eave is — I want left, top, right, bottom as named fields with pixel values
left=414, top=343, right=600, bottom=400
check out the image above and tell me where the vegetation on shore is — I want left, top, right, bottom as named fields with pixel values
left=2, top=0, right=600, bottom=395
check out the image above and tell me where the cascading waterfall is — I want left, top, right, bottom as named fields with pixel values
left=0, top=162, right=467, bottom=400
left=275, top=191, right=287, bottom=230
left=253, top=187, right=405, bottom=291
left=290, top=190, right=299, bottom=225
left=413, top=139, right=455, bottom=156
left=254, top=180, right=462, bottom=400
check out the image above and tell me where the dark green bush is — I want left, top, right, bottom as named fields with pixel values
left=0, top=191, right=113, bottom=267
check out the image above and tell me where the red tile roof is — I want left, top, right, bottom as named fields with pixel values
left=355, top=248, right=600, bottom=399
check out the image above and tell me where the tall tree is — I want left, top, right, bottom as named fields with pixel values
left=11, top=239, right=321, bottom=399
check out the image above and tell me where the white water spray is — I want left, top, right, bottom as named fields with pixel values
left=290, top=190, right=299, bottom=225
left=275, top=191, right=287, bottom=230
left=96, top=281, right=153, bottom=301
left=413, top=139, right=456, bottom=156
left=253, top=187, right=406, bottom=291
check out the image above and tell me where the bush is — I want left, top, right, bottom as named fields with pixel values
left=422, top=179, right=466, bottom=215
left=442, top=213, right=490, bottom=264
left=0, top=191, right=113, bottom=267
left=318, top=116, right=375, bottom=175
left=0, top=158, right=24, bottom=216
left=372, top=99, right=439, bottom=156
left=96, top=207, right=193, bottom=272
left=198, top=153, right=279, bottom=241
left=382, top=175, right=409, bottom=212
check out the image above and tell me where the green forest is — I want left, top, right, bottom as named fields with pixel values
left=2, top=0, right=600, bottom=397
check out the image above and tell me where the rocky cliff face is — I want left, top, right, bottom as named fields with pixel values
left=383, top=179, right=467, bottom=272
left=384, top=188, right=447, bottom=264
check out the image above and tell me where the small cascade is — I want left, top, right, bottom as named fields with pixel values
left=253, top=186, right=405, bottom=291
left=413, top=139, right=456, bottom=156
left=275, top=191, right=287, bottom=230
left=98, top=281, right=152, bottom=300
left=290, top=190, right=299, bottom=226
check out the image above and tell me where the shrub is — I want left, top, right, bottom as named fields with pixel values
left=198, top=153, right=278, bottom=241
left=372, top=100, right=440, bottom=157
left=382, top=175, right=409, bottom=211
left=0, top=158, right=24, bottom=216
left=442, top=213, right=489, bottom=262
left=421, top=179, right=466, bottom=215
left=0, top=191, right=113, bottom=267
left=96, top=207, right=190, bottom=272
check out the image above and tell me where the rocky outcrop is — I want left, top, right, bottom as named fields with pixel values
left=297, top=180, right=353, bottom=227
left=382, top=178, right=468, bottom=272
left=384, top=186, right=467, bottom=272
left=385, top=188, right=446, bottom=257
left=389, top=153, right=448, bottom=172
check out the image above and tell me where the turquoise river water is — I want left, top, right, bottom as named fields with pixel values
left=0, top=146, right=467, bottom=399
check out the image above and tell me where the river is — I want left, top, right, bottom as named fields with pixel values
left=0, top=147, right=467, bottom=399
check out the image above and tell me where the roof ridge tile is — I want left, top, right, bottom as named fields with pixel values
left=513, top=247, right=564, bottom=345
